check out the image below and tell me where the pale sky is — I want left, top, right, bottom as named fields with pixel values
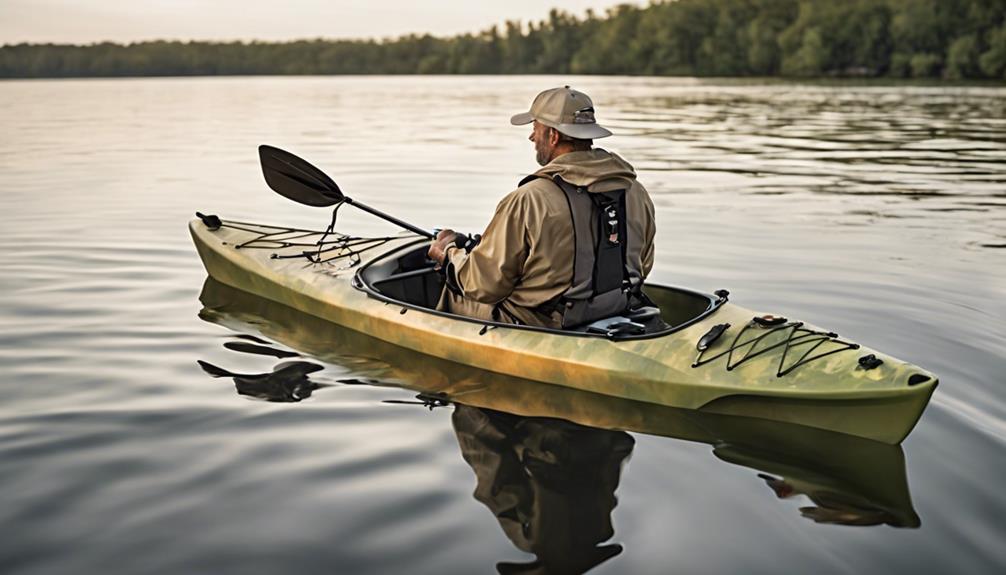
left=0, top=0, right=645, bottom=44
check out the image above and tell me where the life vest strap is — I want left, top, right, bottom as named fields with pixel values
left=550, top=176, right=633, bottom=328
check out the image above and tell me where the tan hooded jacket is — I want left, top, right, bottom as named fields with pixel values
left=443, top=148, right=656, bottom=328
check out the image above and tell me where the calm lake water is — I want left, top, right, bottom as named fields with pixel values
left=1, top=76, right=1004, bottom=574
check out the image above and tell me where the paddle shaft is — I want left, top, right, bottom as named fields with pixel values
left=344, top=197, right=435, bottom=239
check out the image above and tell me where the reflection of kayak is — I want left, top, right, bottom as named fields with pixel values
left=189, top=217, right=937, bottom=444
left=197, top=278, right=922, bottom=528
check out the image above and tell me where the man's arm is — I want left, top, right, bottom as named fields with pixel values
left=442, top=190, right=529, bottom=305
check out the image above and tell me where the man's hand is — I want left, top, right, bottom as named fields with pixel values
left=428, top=228, right=458, bottom=267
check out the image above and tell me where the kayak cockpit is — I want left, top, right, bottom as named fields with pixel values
left=355, top=241, right=726, bottom=340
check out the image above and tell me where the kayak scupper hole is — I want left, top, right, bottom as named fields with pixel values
left=908, top=374, right=931, bottom=386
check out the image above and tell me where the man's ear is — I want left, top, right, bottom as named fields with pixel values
left=549, top=128, right=561, bottom=146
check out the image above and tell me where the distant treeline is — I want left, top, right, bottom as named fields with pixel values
left=3, top=0, right=1005, bottom=79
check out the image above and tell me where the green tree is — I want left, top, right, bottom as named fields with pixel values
left=946, top=34, right=980, bottom=78
left=747, top=0, right=799, bottom=75
left=785, top=27, right=827, bottom=75
left=571, top=4, right=643, bottom=74
left=698, top=0, right=753, bottom=76
left=842, top=0, right=893, bottom=74
left=979, top=22, right=1006, bottom=78
left=910, top=52, right=942, bottom=76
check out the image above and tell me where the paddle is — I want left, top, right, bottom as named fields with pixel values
left=258, top=145, right=435, bottom=239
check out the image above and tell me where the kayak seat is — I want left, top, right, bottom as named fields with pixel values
left=353, top=242, right=449, bottom=310
left=368, top=262, right=445, bottom=309
left=625, top=306, right=662, bottom=322
left=581, top=306, right=668, bottom=337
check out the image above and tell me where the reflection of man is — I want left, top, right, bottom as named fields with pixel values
left=429, top=86, right=656, bottom=328
left=451, top=405, right=634, bottom=574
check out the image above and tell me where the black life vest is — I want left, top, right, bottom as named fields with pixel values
left=520, top=174, right=646, bottom=328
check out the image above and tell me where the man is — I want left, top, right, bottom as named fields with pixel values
left=428, top=86, right=656, bottom=329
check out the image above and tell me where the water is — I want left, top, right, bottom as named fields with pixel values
left=1, top=76, right=1004, bottom=574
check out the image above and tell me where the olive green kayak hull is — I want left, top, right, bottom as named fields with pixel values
left=189, top=218, right=937, bottom=443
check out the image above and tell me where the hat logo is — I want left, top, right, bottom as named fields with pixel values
left=573, top=106, right=596, bottom=124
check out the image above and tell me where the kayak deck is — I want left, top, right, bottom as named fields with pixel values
left=189, top=217, right=938, bottom=443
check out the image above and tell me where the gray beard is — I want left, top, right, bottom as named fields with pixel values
left=535, top=146, right=549, bottom=166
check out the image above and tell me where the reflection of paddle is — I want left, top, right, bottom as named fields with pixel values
left=223, top=340, right=299, bottom=359
left=258, top=144, right=434, bottom=238
left=383, top=392, right=451, bottom=410
left=197, top=359, right=326, bottom=402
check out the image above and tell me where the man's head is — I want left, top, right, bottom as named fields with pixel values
left=511, top=86, right=612, bottom=166
left=529, top=121, right=593, bottom=166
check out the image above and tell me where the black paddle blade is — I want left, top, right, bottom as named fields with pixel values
left=259, top=145, right=344, bottom=207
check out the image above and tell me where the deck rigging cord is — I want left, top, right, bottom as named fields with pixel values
left=693, top=319, right=860, bottom=377
left=220, top=217, right=397, bottom=267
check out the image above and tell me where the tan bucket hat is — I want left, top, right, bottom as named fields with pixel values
left=510, top=86, right=612, bottom=139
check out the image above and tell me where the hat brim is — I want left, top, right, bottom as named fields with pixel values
left=510, top=112, right=612, bottom=139
left=553, top=122, right=613, bottom=139
left=510, top=111, right=534, bottom=125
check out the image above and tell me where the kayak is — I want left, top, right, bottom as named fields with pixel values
left=198, top=276, right=922, bottom=528
left=188, top=216, right=938, bottom=444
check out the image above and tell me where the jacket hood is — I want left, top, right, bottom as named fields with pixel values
left=533, top=148, right=636, bottom=193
